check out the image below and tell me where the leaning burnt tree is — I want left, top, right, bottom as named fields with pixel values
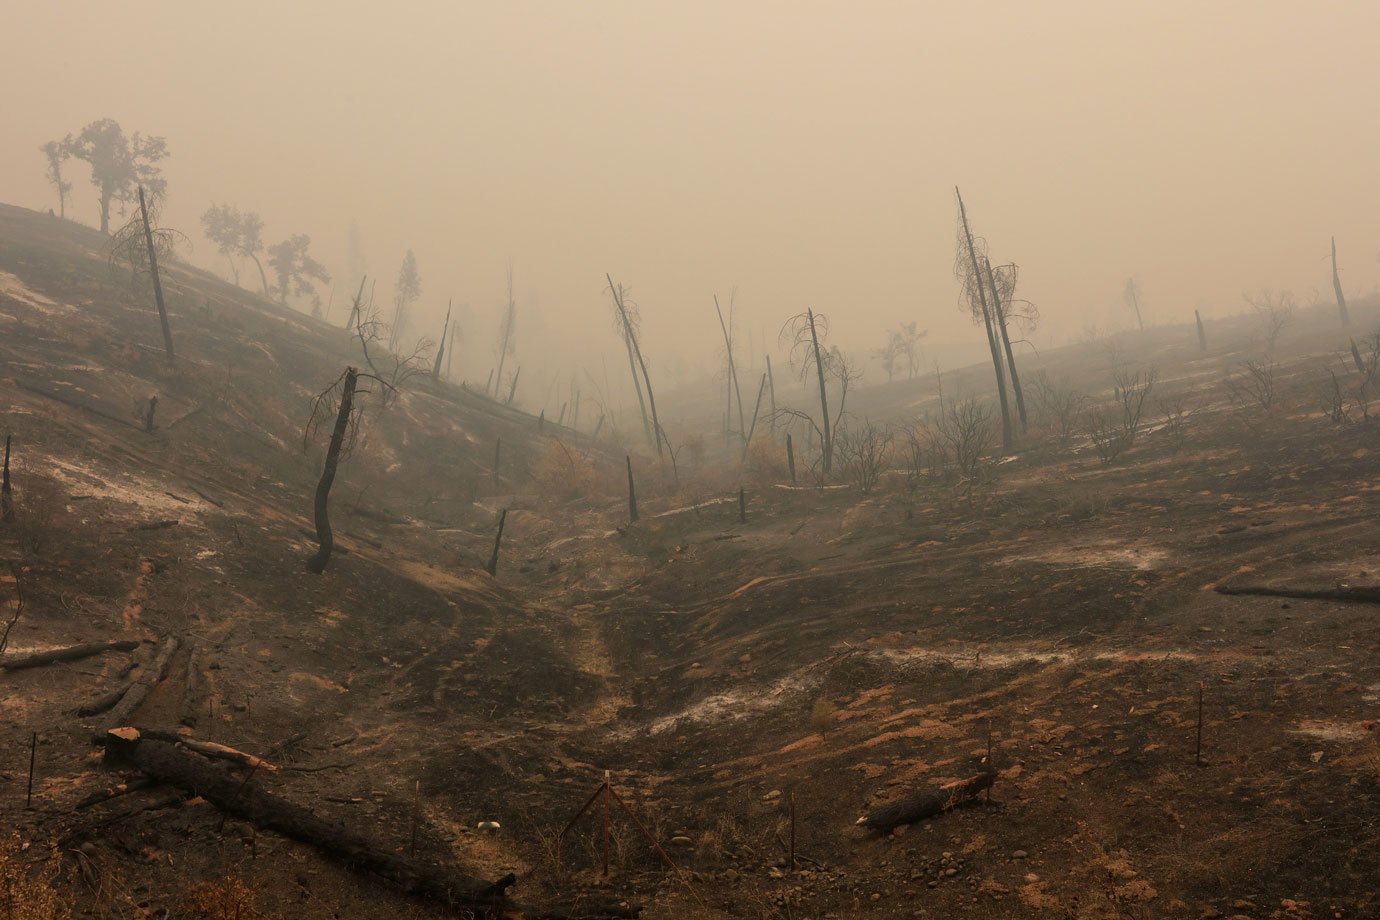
left=137, top=187, right=175, bottom=363
left=301, top=360, right=405, bottom=574
left=954, top=187, right=1013, bottom=452
left=1332, top=236, right=1350, bottom=328
left=984, top=256, right=1037, bottom=434
left=109, top=186, right=183, bottom=364
left=714, top=293, right=747, bottom=447
left=607, top=275, right=666, bottom=458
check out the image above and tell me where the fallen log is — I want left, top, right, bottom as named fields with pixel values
left=1214, top=584, right=1380, bottom=605
left=102, top=730, right=515, bottom=912
left=179, top=646, right=202, bottom=727
left=2, top=639, right=141, bottom=672
left=76, top=670, right=143, bottom=717
left=98, top=637, right=178, bottom=736
left=856, top=772, right=995, bottom=832
left=178, top=737, right=279, bottom=773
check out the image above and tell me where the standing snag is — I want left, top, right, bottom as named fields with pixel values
left=954, top=187, right=1013, bottom=452
left=485, top=509, right=507, bottom=576
left=1332, top=236, right=1350, bottom=327
left=780, top=309, right=851, bottom=473
left=2, top=434, right=13, bottom=523
left=607, top=276, right=666, bottom=457
left=305, top=367, right=359, bottom=574
left=1123, top=277, right=1145, bottom=331
left=137, top=186, right=175, bottom=364
left=626, top=456, right=639, bottom=523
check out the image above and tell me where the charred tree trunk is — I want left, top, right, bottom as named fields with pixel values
left=249, top=253, right=271, bottom=298
left=985, top=257, right=1027, bottom=433
left=1333, top=236, right=1350, bottom=327
left=856, top=772, right=995, bottom=832
left=2, top=434, right=13, bottom=523
left=741, top=372, right=768, bottom=464
left=766, top=354, right=777, bottom=434
left=609, top=277, right=665, bottom=458
left=4, top=639, right=140, bottom=672
left=307, top=368, right=357, bottom=574
left=608, top=275, right=654, bottom=450
left=1195, top=309, right=1207, bottom=352
left=432, top=300, right=451, bottom=378
left=485, top=509, right=507, bottom=576
left=807, top=308, right=833, bottom=472
left=786, top=432, right=796, bottom=484
left=714, top=295, right=747, bottom=445
left=506, top=367, right=520, bottom=405
left=956, top=187, right=1012, bottom=452
left=138, top=186, right=175, bottom=365
left=98, top=637, right=179, bottom=735
left=346, top=276, right=367, bottom=329
left=626, top=456, right=639, bottom=522
left=102, top=732, right=516, bottom=912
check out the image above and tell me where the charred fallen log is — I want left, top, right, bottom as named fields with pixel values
left=1, top=639, right=141, bottom=672
left=96, top=637, right=178, bottom=736
left=102, top=730, right=515, bottom=913
left=1214, top=583, right=1380, bottom=604
left=856, top=772, right=995, bottom=832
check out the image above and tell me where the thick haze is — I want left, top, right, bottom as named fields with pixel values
left=4, top=2, right=1380, bottom=393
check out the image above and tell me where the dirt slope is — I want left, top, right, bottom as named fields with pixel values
left=3, top=203, right=1380, bottom=919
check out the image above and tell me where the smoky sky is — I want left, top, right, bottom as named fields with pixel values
left=4, top=1, right=1379, bottom=388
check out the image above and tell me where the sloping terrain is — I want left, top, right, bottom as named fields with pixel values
left=3, top=202, right=1380, bottom=920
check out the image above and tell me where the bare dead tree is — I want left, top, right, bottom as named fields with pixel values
left=1156, top=394, right=1196, bottom=452
left=779, top=309, right=839, bottom=472
left=432, top=299, right=452, bottom=379
left=1225, top=359, right=1278, bottom=411
left=954, top=187, right=1013, bottom=452
left=1123, top=277, right=1145, bottom=331
left=740, top=372, right=769, bottom=464
left=353, top=283, right=432, bottom=409
left=714, top=293, right=747, bottom=445
left=984, top=256, right=1032, bottom=432
left=606, top=275, right=666, bottom=458
left=835, top=418, right=893, bottom=493
left=138, top=187, right=175, bottom=362
left=936, top=396, right=995, bottom=501
left=1332, top=236, right=1350, bottom=327
left=494, top=268, right=518, bottom=400
left=607, top=277, right=653, bottom=449
left=1243, top=290, right=1295, bottom=354
left=304, top=367, right=359, bottom=573
left=1084, top=366, right=1158, bottom=463
left=108, top=186, right=185, bottom=363
left=1029, top=372, right=1087, bottom=448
